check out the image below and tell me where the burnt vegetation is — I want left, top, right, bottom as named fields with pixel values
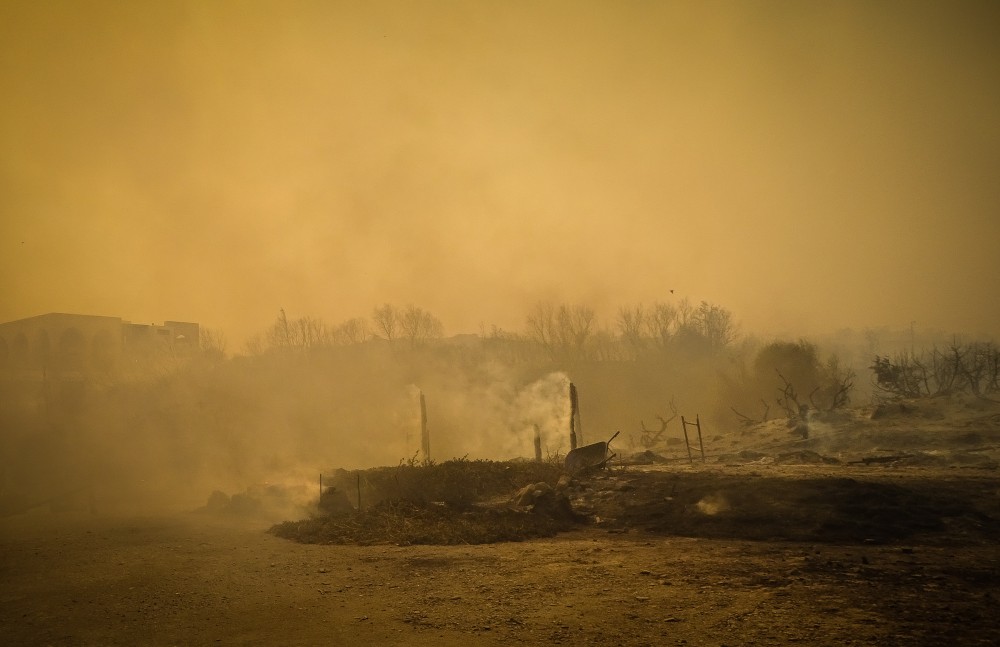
left=871, top=340, right=1000, bottom=400
left=270, top=459, right=573, bottom=545
left=2, top=295, right=997, bottom=532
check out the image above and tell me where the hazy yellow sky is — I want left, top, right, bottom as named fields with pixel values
left=2, top=1, right=998, bottom=344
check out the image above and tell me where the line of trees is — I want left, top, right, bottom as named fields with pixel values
left=236, top=297, right=739, bottom=365
left=225, top=299, right=994, bottom=433
left=241, top=305, right=445, bottom=355
left=507, top=298, right=739, bottom=364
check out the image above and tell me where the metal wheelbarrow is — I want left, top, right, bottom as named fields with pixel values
left=564, top=431, right=620, bottom=474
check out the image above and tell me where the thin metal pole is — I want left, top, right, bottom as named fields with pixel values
left=680, top=416, right=693, bottom=464
left=696, top=414, right=706, bottom=463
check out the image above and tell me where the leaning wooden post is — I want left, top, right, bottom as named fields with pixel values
left=680, top=416, right=694, bottom=465
left=569, top=382, right=581, bottom=450
left=533, top=424, right=542, bottom=462
left=695, top=414, right=706, bottom=463
left=419, top=391, right=430, bottom=463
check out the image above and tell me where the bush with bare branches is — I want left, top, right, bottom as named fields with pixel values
left=871, top=340, right=1000, bottom=399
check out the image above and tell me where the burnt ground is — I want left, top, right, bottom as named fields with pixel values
left=2, top=394, right=1000, bottom=646
left=572, top=466, right=1000, bottom=545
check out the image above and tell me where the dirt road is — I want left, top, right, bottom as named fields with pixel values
left=3, top=484, right=998, bottom=647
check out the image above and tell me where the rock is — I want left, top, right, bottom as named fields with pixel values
left=513, top=482, right=553, bottom=507
left=628, top=450, right=668, bottom=465
left=513, top=482, right=578, bottom=520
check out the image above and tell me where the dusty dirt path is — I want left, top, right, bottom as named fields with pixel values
left=3, top=503, right=999, bottom=646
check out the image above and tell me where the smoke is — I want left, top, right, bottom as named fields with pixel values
left=696, top=494, right=730, bottom=516
left=2, top=2, right=1000, bottom=341
left=0, top=342, right=593, bottom=515
left=2, top=311, right=992, bottom=520
left=511, top=372, right=573, bottom=458
left=5, top=2, right=1000, bottom=527
left=406, top=365, right=574, bottom=462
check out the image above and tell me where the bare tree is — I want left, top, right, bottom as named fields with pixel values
left=372, top=304, right=400, bottom=341
left=776, top=370, right=810, bottom=438
left=591, top=327, right=623, bottom=362
left=637, top=398, right=678, bottom=448
left=331, top=317, right=371, bottom=345
left=694, top=300, right=737, bottom=350
left=617, top=304, right=646, bottom=356
left=646, top=301, right=678, bottom=348
left=256, top=310, right=333, bottom=353
left=814, top=355, right=855, bottom=410
left=525, top=301, right=557, bottom=357
left=242, top=333, right=265, bottom=356
left=526, top=302, right=596, bottom=361
left=301, top=316, right=333, bottom=350
left=399, top=305, right=444, bottom=347
left=199, top=327, right=227, bottom=361
left=731, top=399, right=771, bottom=426
left=872, top=340, right=1000, bottom=399
left=556, top=304, right=595, bottom=356
left=267, top=308, right=295, bottom=350
left=676, top=298, right=694, bottom=329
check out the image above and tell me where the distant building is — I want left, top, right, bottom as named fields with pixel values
left=0, top=313, right=200, bottom=377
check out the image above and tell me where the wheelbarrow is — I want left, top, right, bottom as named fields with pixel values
left=564, top=431, right=620, bottom=474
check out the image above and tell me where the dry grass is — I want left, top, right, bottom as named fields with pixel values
left=324, top=457, right=564, bottom=508
left=270, top=499, right=576, bottom=545
left=270, top=459, right=575, bottom=545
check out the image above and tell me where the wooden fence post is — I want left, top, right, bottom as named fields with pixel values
left=534, top=424, right=542, bottom=462
left=569, top=382, right=581, bottom=450
left=419, top=391, right=430, bottom=463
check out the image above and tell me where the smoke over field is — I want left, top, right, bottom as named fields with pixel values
left=2, top=2, right=999, bottom=515
left=5, top=297, right=994, bottom=516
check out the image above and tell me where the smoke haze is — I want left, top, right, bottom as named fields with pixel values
left=3, top=2, right=1000, bottom=514
left=2, top=1, right=999, bottom=342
